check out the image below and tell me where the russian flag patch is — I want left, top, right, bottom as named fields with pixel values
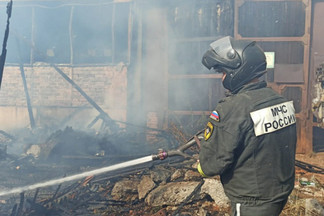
left=210, top=110, right=220, bottom=122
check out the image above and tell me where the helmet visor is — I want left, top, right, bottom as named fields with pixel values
left=210, top=36, right=234, bottom=60
left=202, top=36, right=242, bottom=70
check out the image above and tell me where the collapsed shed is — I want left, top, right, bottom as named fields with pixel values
left=0, top=0, right=323, bottom=215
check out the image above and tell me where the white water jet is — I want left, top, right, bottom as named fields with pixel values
left=0, top=155, right=153, bottom=197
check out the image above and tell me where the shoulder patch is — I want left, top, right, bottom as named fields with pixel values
left=250, top=101, right=296, bottom=136
left=204, top=122, right=214, bottom=141
left=210, top=110, right=220, bottom=122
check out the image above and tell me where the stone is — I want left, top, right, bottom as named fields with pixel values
left=145, top=181, right=201, bottom=206
left=138, top=175, right=156, bottom=199
left=150, top=166, right=172, bottom=183
left=200, top=178, right=230, bottom=208
left=184, top=170, right=202, bottom=181
left=170, top=169, right=184, bottom=181
left=111, top=178, right=140, bottom=201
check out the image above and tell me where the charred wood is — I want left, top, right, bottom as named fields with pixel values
left=32, top=189, right=39, bottom=203
left=26, top=199, right=61, bottom=216
left=15, top=192, right=24, bottom=216
left=0, top=130, right=16, bottom=141
left=10, top=204, right=17, bottom=216
left=171, top=180, right=204, bottom=216
left=51, top=64, right=119, bottom=133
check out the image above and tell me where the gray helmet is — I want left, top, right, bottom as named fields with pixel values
left=202, top=36, right=267, bottom=92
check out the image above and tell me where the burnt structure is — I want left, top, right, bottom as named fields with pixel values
left=0, top=0, right=323, bottom=153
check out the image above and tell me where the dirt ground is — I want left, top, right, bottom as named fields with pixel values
left=296, top=152, right=324, bottom=183
left=279, top=152, right=324, bottom=216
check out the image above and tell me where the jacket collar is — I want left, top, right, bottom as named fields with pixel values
left=227, top=80, right=267, bottom=95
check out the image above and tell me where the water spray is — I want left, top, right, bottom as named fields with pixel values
left=0, top=132, right=203, bottom=197
left=0, top=156, right=153, bottom=197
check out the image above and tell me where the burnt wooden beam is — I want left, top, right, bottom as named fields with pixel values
left=39, top=181, right=82, bottom=207
left=171, top=180, right=204, bottom=216
left=32, top=188, right=39, bottom=203
left=0, top=130, right=16, bottom=141
left=42, top=184, right=62, bottom=205
left=50, top=64, right=119, bottom=133
left=10, top=204, right=17, bottom=216
left=16, top=37, right=36, bottom=129
left=16, top=192, right=24, bottom=216
left=87, top=114, right=101, bottom=129
left=0, top=0, right=12, bottom=88
left=26, top=199, right=60, bottom=215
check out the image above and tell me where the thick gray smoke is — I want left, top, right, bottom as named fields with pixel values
left=0, top=0, right=232, bottom=133
left=0, top=1, right=235, bottom=164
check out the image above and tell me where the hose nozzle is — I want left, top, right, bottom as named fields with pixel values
left=152, top=149, right=168, bottom=160
left=151, top=133, right=204, bottom=161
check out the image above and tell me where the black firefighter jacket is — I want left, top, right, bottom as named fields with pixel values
left=198, top=80, right=297, bottom=204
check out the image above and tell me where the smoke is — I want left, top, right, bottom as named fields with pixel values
left=127, top=0, right=230, bottom=135
left=0, top=0, right=233, bottom=158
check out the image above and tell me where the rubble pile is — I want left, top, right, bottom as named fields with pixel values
left=0, top=157, right=323, bottom=216
left=0, top=127, right=323, bottom=215
left=0, top=157, right=232, bottom=215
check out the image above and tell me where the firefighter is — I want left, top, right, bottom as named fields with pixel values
left=197, top=36, right=297, bottom=216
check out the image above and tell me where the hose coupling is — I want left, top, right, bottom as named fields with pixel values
left=152, top=149, right=168, bottom=160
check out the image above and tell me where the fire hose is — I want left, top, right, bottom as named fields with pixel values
left=151, top=130, right=204, bottom=161
left=151, top=130, right=324, bottom=175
